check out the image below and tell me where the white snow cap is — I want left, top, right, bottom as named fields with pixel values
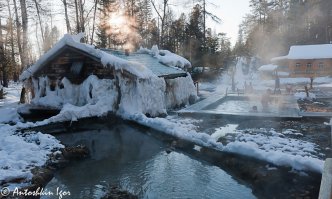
left=19, top=33, right=155, bottom=81
left=72, top=32, right=85, bottom=42
left=138, top=45, right=191, bottom=69
left=272, top=44, right=332, bottom=61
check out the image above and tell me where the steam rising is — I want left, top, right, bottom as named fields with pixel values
left=103, top=10, right=141, bottom=51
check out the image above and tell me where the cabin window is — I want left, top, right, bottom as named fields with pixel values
left=306, top=63, right=312, bottom=68
left=318, top=62, right=324, bottom=68
left=70, top=62, right=84, bottom=75
left=295, top=63, right=301, bottom=68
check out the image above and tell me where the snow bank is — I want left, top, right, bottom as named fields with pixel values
left=117, top=75, right=167, bottom=116
left=32, top=75, right=117, bottom=109
left=30, top=75, right=118, bottom=123
left=294, top=92, right=316, bottom=100
left=122, top=113, right=223, bottom=149
left=124, top=113, right=324, bottom=173
left=0, top=125, right=63, bottom=182
left=223, top=129, right=324, bottom=173
left=30, top=74, right=169, bottom=122
left=138, top=45, right=191, bottom=69
left=0, top=108, right=21, bottom=123
left=0, top=82, right=22, bottom=106
left=0, top=82, right=23, bottom=123
left=165, top=75, right=197, bottom=108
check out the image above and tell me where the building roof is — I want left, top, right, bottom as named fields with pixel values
left=258, top=64, right=278, bottom=72
left=102, top=49, right=187, bottom=78
left=272, top=44, right=332, bottom=62
left=20, top=34, right=188, bottom=81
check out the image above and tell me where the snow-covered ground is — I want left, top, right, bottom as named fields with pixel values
left=0, top=83, right=22, bottom=123
left=0, top=53, right=330, bottom=191
left=223, top=128, right=324, bottom=173
left=125, top=113, right=325, bottom=173
left=0, top=125, right=63, bottom=183
left=0, top=83, right=63, bottom=188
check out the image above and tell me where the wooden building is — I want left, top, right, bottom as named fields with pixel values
left=272, top=44, right=332, bottom=78
left=19, top=34, right=196, bottom=117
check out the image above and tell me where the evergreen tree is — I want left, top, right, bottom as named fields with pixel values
left=96, top=0, right=119, bottom=48
left=137, top=0, right=152, bottom=47
left=185, top=4, right=204, bottom=66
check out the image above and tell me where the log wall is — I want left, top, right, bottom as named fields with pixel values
left=35, top=47, right=114, bottom=84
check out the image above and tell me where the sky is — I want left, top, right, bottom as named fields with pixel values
left=173, top=0, right=251, bottom=45
left=208, top=0, right=251, bottom=45
left=32, top=0, right=251, bottom=55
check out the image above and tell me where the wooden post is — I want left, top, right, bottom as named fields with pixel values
left=19, top=87, right=26, bottom=104
left=310, top=77, right=314, bottom=89
left=195, top=81, right=199, bottom=96
left=0, top=87, right=3, bottom=99
left=304, top=85, right=309, bottom=98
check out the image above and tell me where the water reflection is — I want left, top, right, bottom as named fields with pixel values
left=43, top=124, right=255, bottom=199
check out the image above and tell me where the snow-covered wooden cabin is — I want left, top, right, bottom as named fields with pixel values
left=19, top=34, right=197, bottom=117
left=272, top=44, right=332, bottom=78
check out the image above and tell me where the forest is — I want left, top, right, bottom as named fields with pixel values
left=235, top=0, right=332, bottom=62
left=0, top=0, right=332, bottom=87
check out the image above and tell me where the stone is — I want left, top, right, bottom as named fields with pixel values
left=61, top=145, right=89, bottom=160
left=102, top=186, right=138, bottom=199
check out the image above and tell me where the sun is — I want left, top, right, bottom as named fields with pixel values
left=109, top=13, right=126, bottom=28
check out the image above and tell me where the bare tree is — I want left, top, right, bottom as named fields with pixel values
left=32, top=0, right=45, bottom=42
left=19, top=0, right=28, bottom=69
left=6, top=0, right=15, bottom=64
left=61, top=0, right=71, bottom=33
left=150, top=0, right=168, bottom=47
left=74, top=0, right=80, bottom=33
left=90, top=0, right=98, bottom=44
left=12, top=0, right=23, bottom=70
left=78, top=0, right=85, bottom=33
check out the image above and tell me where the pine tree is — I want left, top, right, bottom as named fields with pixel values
left=137, top=0, right=152, bottom=47
left=185, top=4, right=204, bottom=66
left=96, top=0, right=119, bottom=48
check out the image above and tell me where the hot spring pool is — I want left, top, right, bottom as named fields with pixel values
left=42, top=123, right=255, bottom=199
left=203, top=96, right=282, bottom=114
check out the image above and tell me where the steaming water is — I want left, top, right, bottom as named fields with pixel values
left=207, top=98, right=280, bottom=114
left=43, top=123, right=255, bottom=199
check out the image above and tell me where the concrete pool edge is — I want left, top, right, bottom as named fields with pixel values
left=179, top=94, right=302, bottom=119
left=319, top=158, right=332, bottom=199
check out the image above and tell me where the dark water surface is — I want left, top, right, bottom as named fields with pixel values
left=43, top=123, right=255, bottom=199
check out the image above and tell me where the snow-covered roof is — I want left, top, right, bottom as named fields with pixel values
left=277, top=71, right=289, bottom=77
left=258, top=64, right=278, bottom=71
left=20, top=34, right=188, bottom=81
left=272, top=44, right=332, bottom=62
left=102, top=50, right=187, bottom=78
